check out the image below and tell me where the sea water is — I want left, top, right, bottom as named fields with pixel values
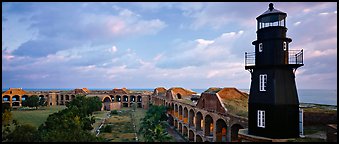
left=2, top=88, right=337, bottom=106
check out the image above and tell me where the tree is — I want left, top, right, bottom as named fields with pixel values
left=37, top=106, right=99, bottom=142
left=139, top=105, right=172, bottom=142
left=39, top=97, right=47, bottom=106
left=6, top=124, right=38, bottom=142
left=36, top=95, right=102, bottom=142
left=66, top=95, right=101, bottom=117
left=2, top=109, right=12, bottom=126
left=131, top=102, right=137, bottom=111
left=22, top=95, right=39, bottom=109
left=2, top=103, right=11, bottom=113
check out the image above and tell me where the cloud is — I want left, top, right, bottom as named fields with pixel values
left=156, top=30, right=244, bottom=69
left=2, top=2, right=336, bottom=90
left=5, top=3, right=167, bottom=58
left=293, top=21, right=301, bottom=26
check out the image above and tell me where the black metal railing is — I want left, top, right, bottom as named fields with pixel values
left=245, top=49, right=303, bottom=67
left=289, top=49, right=304, bottom=65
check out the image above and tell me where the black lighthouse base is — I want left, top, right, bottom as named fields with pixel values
left=248, top=103, right=300, bottom=139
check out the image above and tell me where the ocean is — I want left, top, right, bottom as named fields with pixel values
left=2, top=88, right=337, bottom=106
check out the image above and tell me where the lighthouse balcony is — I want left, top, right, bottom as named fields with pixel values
left=245, top=49, right=304, bottom=70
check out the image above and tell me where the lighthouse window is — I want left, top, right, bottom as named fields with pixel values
left=259, top=74, right=267, bottom=91
left=283, top=42, right=287, bottom=51
left=257, top=110, right=265, bottom=128
left=259, top=43, right=263, bottom=52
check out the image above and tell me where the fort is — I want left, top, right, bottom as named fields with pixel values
left=1, top=88, right=152, bottom=111
left=2, top=87, right=249, bottom=142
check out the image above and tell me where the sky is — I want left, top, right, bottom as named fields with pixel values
left=2, top=2, right=337, bottom=90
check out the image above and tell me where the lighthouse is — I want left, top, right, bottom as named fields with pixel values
left=245, top=3, right=304, bottom=138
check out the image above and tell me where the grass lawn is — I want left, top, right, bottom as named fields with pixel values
left=11, top=106, right=67, bottom=128
left=97, top=108, right=147, bottom=142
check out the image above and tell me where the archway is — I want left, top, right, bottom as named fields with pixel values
left=116, top=95, right=121, bottom=102
left=110, top=95, right=115, bottom=102
left=216, top=119, right=227, bottom=142
left=189, top=130, right=195, bottom=142
left=130, top=95, right=136, bottom=102
left=65, top=95, right=70, bottom=101
left=196, top=135, right=203, bottom=142
left=71, top=95, right=75, bottom=100
left=174, top=119, right=178, bottom=129
left=21, top=95, right=28, bottom=101
left=177, top=93, right=182, bottom=99
left=3, top=95, right=10, bottom=102
left=231, top=124, right=244, bottom=142
left=179, top=123, right=183, bottom=134
left=183, top=126, right=188, bottom=138
left=168, top=115, right=174, bottom=126
left=103, top=97, right=111, bottom=111
left=175, top=104, right=178, bottom=118
left=137, top=95, right=142, bottom=102
left=205, top=115, right=213, bottom=136
left=39, top=95, right=45, bottom=100
left=183, top=107, right=188, bottom=123
left=12, top=95, right=20, bottom=102
left=196, top=111, right=203, bottom=131
left=179, top=105, right=183, bottom=120
left=189, top=109, right=195, bottom=127
left=171, top=103, right=174, bottom=116
left=123, top=95, right=128, bottom=102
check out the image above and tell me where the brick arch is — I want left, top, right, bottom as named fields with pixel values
left=179, top=105, right=183, bottom=120
left=216, top=118, right=228, bottom=142
left=231, top=123, right=244, bottom=142
left=205, top=114, right=214, bottom=136
left=21, top=95, right=28, bottom=101
left=123, top=95, right=128, bottom=102
left=116, top=95, right=121, bottom=102
left=102, top=96, right=112, bottom=111
left=65, top=95, right=70, bottom=100
left=174, top=103, right=179, bottom=117
left=189, top=130, right=195, bottom=142
left=12, top=95, right=20, bottom=101
left=189, top=108, right=195, bottom=127
left=130, top=95, right=136, bottom=102
left=196, top=135, right=203, bottom=142
left=137, top=95, right=142, bottom=102
left=179, top=122, right=183, bottom=134
left=3, top=95, right=11, bottom=102
left=183, top=125, right=188, bottom=138
left=110, top=95, right=115, bottom=102
left=183, top=106, right=188, bottom=124
left=196, top=111, right=203, bottom=131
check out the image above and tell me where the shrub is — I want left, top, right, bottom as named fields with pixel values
left=110, top=110, right=118, bottom=115
left=102, top=125, right=113, bottom=133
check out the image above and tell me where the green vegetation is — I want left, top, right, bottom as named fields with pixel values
left=21, top=95, right=47, bottom=109
left=98, top=109, right=135, bottom=142
left=3, top=95, right=103, bottom=142
left=223, top=98, right=248, bottom=117
left=11, top=106, right=66, bottom=127
left=139, top=105, right=172, bottom=142
left=6, top=124, right=38, bottom=142
left=95, top=107, right=147, bottom=142
left=110, top=110, right=118, bottom=115
left=102, top=125, right=113, bottom=133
